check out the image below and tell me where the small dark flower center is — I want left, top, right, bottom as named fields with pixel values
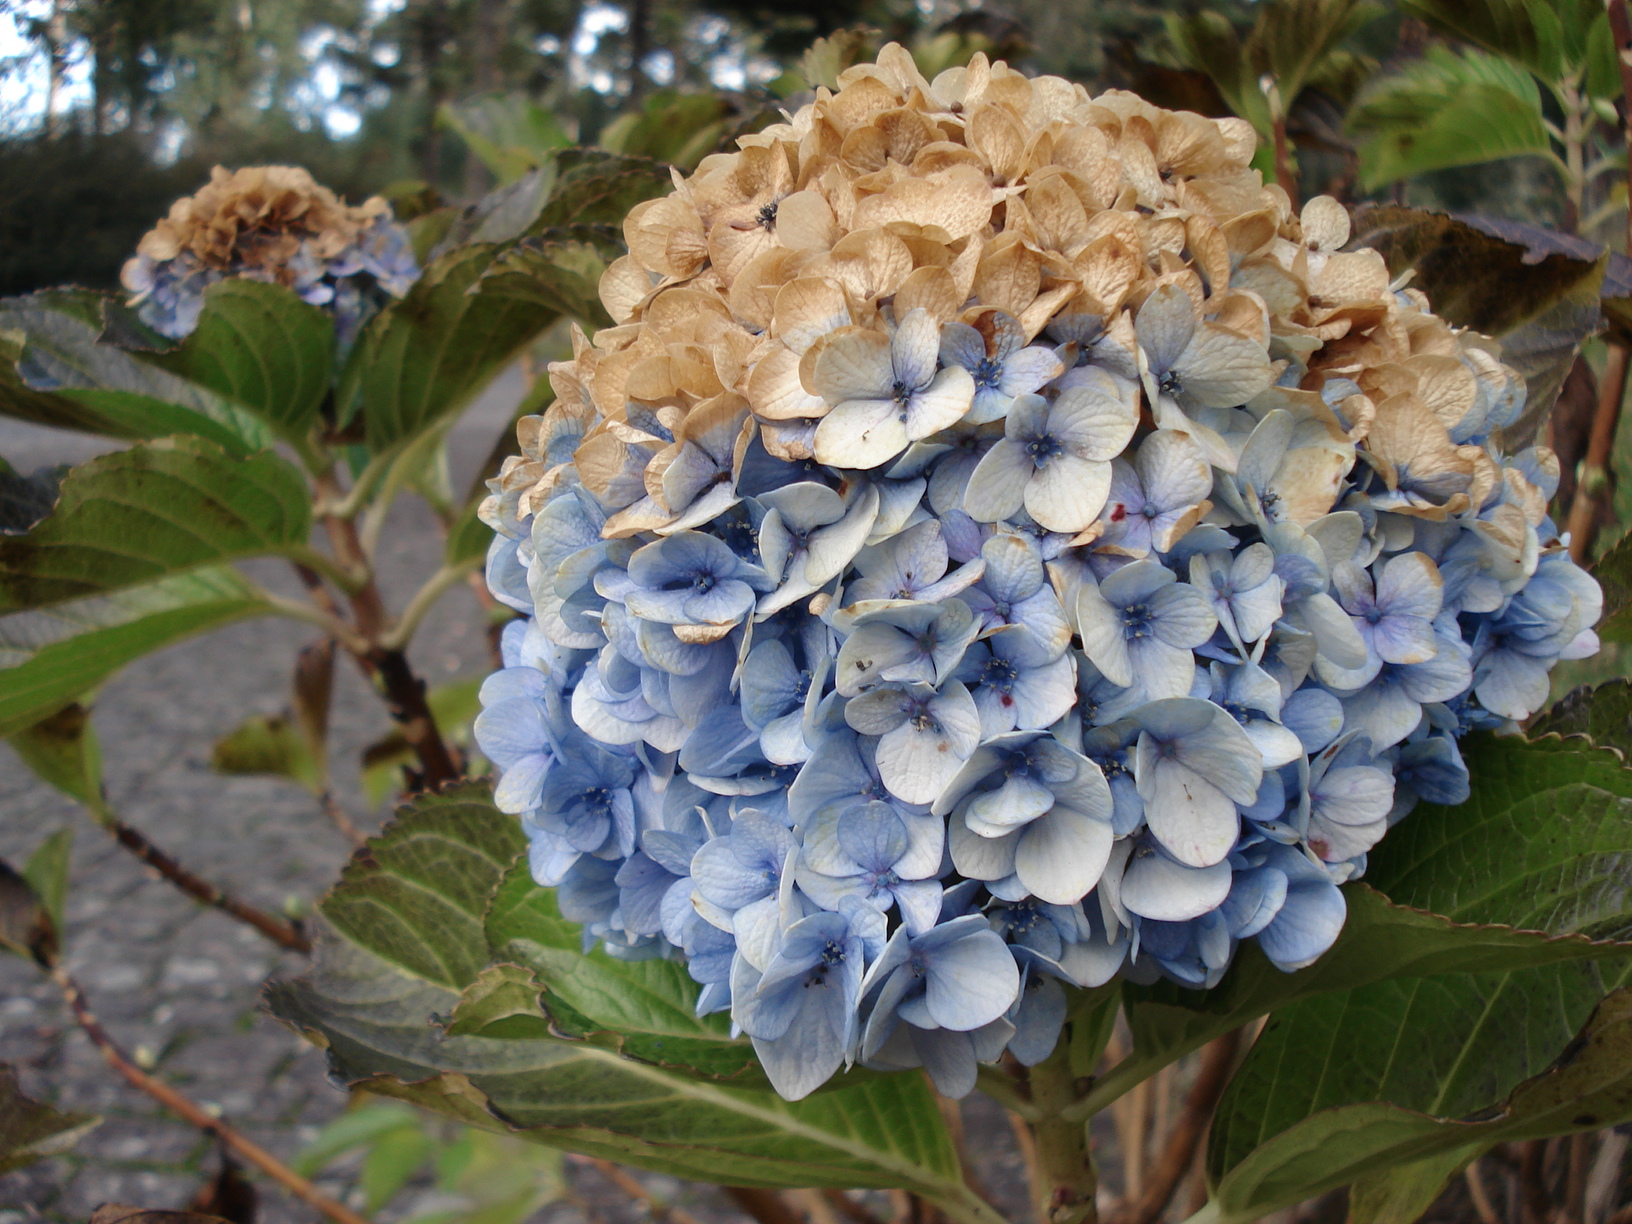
left=757, top=201, right=779, bottom=228
left=1026, top=434, right=1064, bottom=465
left=972, top=356, right=1003, bottom=389
left=1122, top=602, right=1154, bottom=638
left=981, top=657, right=1019, bottom=693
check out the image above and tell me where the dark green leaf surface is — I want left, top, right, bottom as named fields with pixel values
left=21, top=828, right=73, bottom=938
left=0, top=458, right=63, bottom=534
left=317, top=783, right=526, bottom=991
left=1347, top=205, right=1605, bottom=337
left=0, top=1064, right=98, bottom=1174
left=1364, top=734, right=1632, bottom=940
left=10, top=703, right=101, bottom=806
left=486, top=864, right=763, bottom=1081
left=1593, top=533, right=1632, bottom=643
left=1208, top=980, right=1632, bottom=1221
left=141, top=280, right=334, bottom=443
left=530, top=150, right=671, bottom=230
left=342, top=245, right=565, bottom=452
left=1531, top=680, right=1632, bottom=756
left=271, top=785, right=989, bottom=1219
left=0, top=438, right=311, bottom=614
left=0, top=296, right=273, bottom=450
left=1344, top=1145, right=1485, bottom=1224
left=1202, top=736, right=1632, bottom=1218
left=1084, top=734, right=1632, bottom=1119
left=0, top=567, right=269, bottom=737
left=268, top=935, right=977, bottom=1206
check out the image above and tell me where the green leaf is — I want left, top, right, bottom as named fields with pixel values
left=485, top=242, right=612, bottom=331
left=1199, top=734, right=1632, bottom=1218
left=1361, top=734, right=1632, bottom=939
left=269, top=787, right=990, bottom=1221
left=446, top=495, right=493, bottom=566
left=0, top=438, right=312, bottom=614
left=1400, top=0, right=1565, bottom=82
left=0, top=457, right=63, bottom=533
left=292, top=1102, right=423, bottom=1177
left=1593, top=533, right=1632, bottom=643
left=484, top=864, right=764, bottom=1082
left=423, top=1126, right=565, bottom=1224
left=362, top=1120, right=438, bottom=1212
left=598, top=92, right=731, bottom=172
left=22, top=828, right=73, bottom=938
left=268, top=936, right=986, bottom=1215
left=140, top=280, right=334, bottom=446
left=1166, top=13, right=1268, bottom=134
left=1078, top=734, right=1632, bottom=1118
left=530, top=150, right=673, bottom=231
left=10, top=703, right=102, bottom=807
left=1529, top=679, right=1632, bottom=756
left=1206, top=972, right=1632, bottom=1221
left=439, top=94, right=572, bottom=186
left=342, top=245, right=567, bottom=453
left=317, top=782, right=526, bottom=991
left=1347, top=205, right=1606, bottom=338
left=0, top=1063, right=98, bottom=1174
left=1250, top=0, right=1384, bottom=109
left=212, top=712, right=325, bottom=794
left=443, top=963, right=556, bottom=1041
left=0, top=567, right=271, bottom=738
left=0, top=294, right=274, bottom=451
left=1351, top=46, right=1553, bottom=190
left=1344, top=1145, right=1484, bottom=1224
left=0, top=859, right=56, bottom=966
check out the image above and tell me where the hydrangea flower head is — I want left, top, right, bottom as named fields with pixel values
left=475, top=44, right=1600, bottom=1100
left=121, top=165, right=418, bottom=343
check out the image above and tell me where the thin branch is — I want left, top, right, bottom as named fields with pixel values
left=290, top=518, right=461, bottom=790
left=1107, top=1031, right=1242, bottom=1224
left=1565, top=343, right=1628, bottom=562
left=1521, top=1139, right=1551, bottom=1224
left=1566, top=1133, right=1594, bottom=1224
left=49, top=965, right=369, bottom=1224
left=1586, top=1131, right=1629, bottom=1224
left=1465, top=1159, right=1500, bottom=1224
left=259, top=591, right=373, bottom=656
left=379, top=559, right=481, bottom=651
left=87, top=800, right=310, bottom=954
left=320, top=792, right=366, bottom=848
left=577, top=1156, right=710, bottom=1224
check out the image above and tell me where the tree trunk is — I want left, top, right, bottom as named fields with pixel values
left=460, top=0, right=506, bottom=198
left=45, top=0, right=67, bottom=137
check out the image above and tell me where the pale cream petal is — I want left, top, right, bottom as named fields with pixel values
left=1300, top=195, right=1350, bottom=253
left=1025, top=453, right=1112, bottom=532
left=748, top=344, right=828, bottom=420
left=776, top=189, right=840, bottom=251
left=811, top=327, right=894, bottom=405
left=813, top=397, right=912, bottom=468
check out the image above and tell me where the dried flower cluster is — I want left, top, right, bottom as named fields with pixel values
left=476, top=46, right=1601, bottom=1101
left=121, top=165, right=418, bottom=343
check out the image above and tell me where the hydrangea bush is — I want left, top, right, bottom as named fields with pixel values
left=473, top=45, right=1602, bottom=1101
left=120, top=164, right=419, bottom=346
